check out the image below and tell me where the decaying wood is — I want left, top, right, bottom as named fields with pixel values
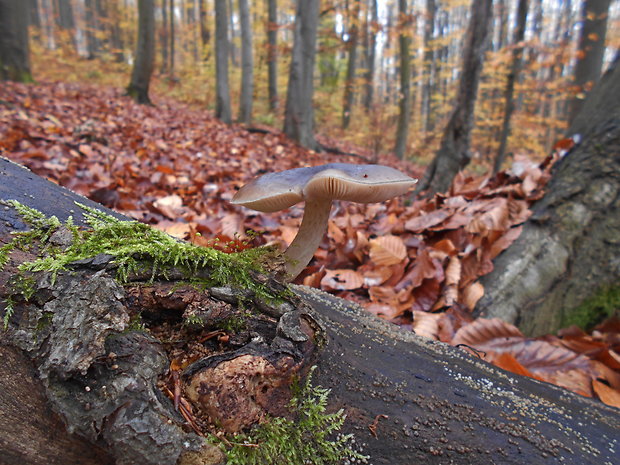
left=0, top=156, right=618, bottom=465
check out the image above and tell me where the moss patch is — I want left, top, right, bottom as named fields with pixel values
left=210, top=367, right=367, bottom=465
left=0, top=200, right=284, bottom=324
left=561, top=283, right=620, bottom=330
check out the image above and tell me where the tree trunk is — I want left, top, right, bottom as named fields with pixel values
left=342, top=0, right=360, bottom=130
left=108, top=0, right=125, bottom=63
left=415, top=0, right=493, bottom=195
left=29, top=0, right=41, bottom=28
left=160, top=0, right=169, bottom=74
left=198, top=0, right=210, bottom=60
left=0, top=157, right=619, bottom=465
left=0, top=0, right=33, bottom=82
left=55, top=0, right=75, bottom=29
left=214, top=0, right=232, bottom=123
left=283, top=0, right=319, bottom=150
left=475, top=53, right=620, bottom=336
left=362, top=0, right=377, bottom=110
left=84, top=0, right=101, bottom=59
left=567, top=0, right=611, bottom=125
left=237, top=0, right=253, bottom=124
left=493, top=0, right=529, bottom=174
left=169, top=0, right=175, bottom=75
left=127, top=0, right=155, bottom=104
left=393, top=0, right=412, bottom=160
left=266, top=0, right=278, bottom=111
left=421, top=0, right=436, bottom=135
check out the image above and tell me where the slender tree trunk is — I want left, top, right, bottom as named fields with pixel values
left=393, top=0, right=412, bottom=160
left=29, top=0, right=41, bottom=28
left=169, top=0, right=175, bottom=75
left=266, top=0, right=278, bottom=111
left=227, top=0, right=238, bottom=67
left=84, top=0, right=101, bottom=59
left=568, top=0, right=612, bottom=125
left=160, top=0, right=169, bottom=73
left=363, top=0, right=377, bottom=110
left=127, top=0, right=155, bottom=104
left=476, top=53, right=620, bottom=336
left=109, top=0, right=125, bottom=62
left=415, top=0, right=493, bottom=195
left=342, top=0, right=361, bottom=129
left=40, top=0, right=56, bottom=50
left=422, top=0, right=436, bottom=134
left=198, top=0, right=210, bottom=60
left=215, top=0, right=232, bottom=123
left=283, top=0, right=320, bottom=150
left=493, top=0, right=529, bottom=174
left=237, top=0, right=253, bottom=124
left=0, top=0, right=33, bottom=82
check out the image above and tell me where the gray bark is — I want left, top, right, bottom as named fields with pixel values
left=0, top=157, right=619, bottom=465
left=55, top=0, right=75, bottom=29
left=342, top=0, right=360, bottom=129
left=568, top=0, right=612, bottom=124
left=363, top=0, right=378, bottom=110
left=84, top=0, right=101, bottom=59
left=283, top=0, right=319, bottom=150
left=393, top=0, right=412, bottom=160
left=416, top=0, right=493, bottom=195
left=494, top=0, right=529, bottom=174
left=237, top=0, right=253, bottom=124
left=127, top=0, right=155, bottom=105
left=198, top=0, right=210, bottom=59
left=0, top=0, right=32, bottom=82
left=160, top=0, right=169, bottom=73
left=215, top=0, right=232, bottom=123
left=422, top=0, right=436, bottom=134
left=476, top=54, right=620, bottom=336
left=266, top=0, right=278, bottom=111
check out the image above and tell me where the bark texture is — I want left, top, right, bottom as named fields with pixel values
left=0, top=0, right=32, bottom=82
left=342, top=0, right=361, bottom=129
left=266, top=0, right=278, bottom=111
left=393, top=0, right=412, bottom=160
left=215, top=0, right=232, bottom=123
left=283, top=0, right=319, bottom=150
left=416, top=0, right=493, bottom=194
left=127, top=0, right=155, bottom=105
left=475, top=54, right=620, bottom=336
left=568, top=0, right=612, bottom=124
left=237, top=0, right=253, bottom=124
left=1, top=156, right=619, bottom=464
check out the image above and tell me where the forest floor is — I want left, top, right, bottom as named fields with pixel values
left=1, top=75, right=619, bottom=409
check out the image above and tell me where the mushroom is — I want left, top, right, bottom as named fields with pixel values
left=231, top=163, right=417, bottom=280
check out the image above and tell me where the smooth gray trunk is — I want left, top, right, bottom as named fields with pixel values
left=283, top=0, right=319, bottom=150
left=393, top=0, right=412, bottom=160
left=0, top=0, right=32, bottom=82
left=237, top=0, right=253, bottom=124
left=266, top=0, right=278, bottom=110
left=127, top=0, right=155, bottom=104
left=342, top=0, right=360, bottom=129
left=215, top=0, right=232, bottom=123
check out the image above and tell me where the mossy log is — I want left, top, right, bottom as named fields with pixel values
left=0, top=156, right=619, bottom=465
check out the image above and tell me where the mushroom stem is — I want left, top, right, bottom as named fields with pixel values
left=283, top=198, right=333, bottom=280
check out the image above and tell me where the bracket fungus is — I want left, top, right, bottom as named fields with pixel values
left=232, top=163, right=417, bottom=281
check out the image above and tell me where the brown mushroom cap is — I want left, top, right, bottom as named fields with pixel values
left=232, top=163, right=417, bottom=211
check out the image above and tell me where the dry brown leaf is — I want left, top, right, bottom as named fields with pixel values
left=321, top=269, right=364, bottom=291
left=592, top=380, right=620, bottom=408
left=405, top=209, right=451, bottom=232
left=462, top=282, right=484, bottom=310
left=369, top=235, right=407, bottom=266
left=412, top=310, right=441, bottom=340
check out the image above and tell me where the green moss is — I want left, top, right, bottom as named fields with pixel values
left=561, top=284, right=620, bottom=330
left=210, top=367, right=367, bottom=465
left=1, top=200, right=285, bottom=326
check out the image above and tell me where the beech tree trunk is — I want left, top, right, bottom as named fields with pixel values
left=1, top=156, right=619, bottom=465
left=266, top=0, right=278, bottom=111
left=342, top=0, right=360, bottom=129
left=283, top=0, right=319, bottom=150
left=568, top=0, right=611, bottom=125
left=393, top=0, right=412, bottom=160
left=363, top=0, right=378, bottom=111
left=237, top=0, right=253, bottom=124
left=0, top=0, right=33, bottom=82
left=215, top=0, right=232, bottom=123
left=127, top=0, right=155, bottom=105
left=416, top=0, right=493, bottom=195
left=493, top=0, right=529, bottom=174
left=476, top=53, right=620, bottom=336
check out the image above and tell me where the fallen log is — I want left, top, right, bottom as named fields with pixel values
left=0, top=156, right=618, bottom=465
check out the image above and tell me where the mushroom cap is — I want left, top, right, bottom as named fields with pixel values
left=231, top=163, right=417, bottom=212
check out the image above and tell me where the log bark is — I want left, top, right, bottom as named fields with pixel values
left=475, top=54, right=620, bottom=336
left=0, top=156, right=619, bottom=465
